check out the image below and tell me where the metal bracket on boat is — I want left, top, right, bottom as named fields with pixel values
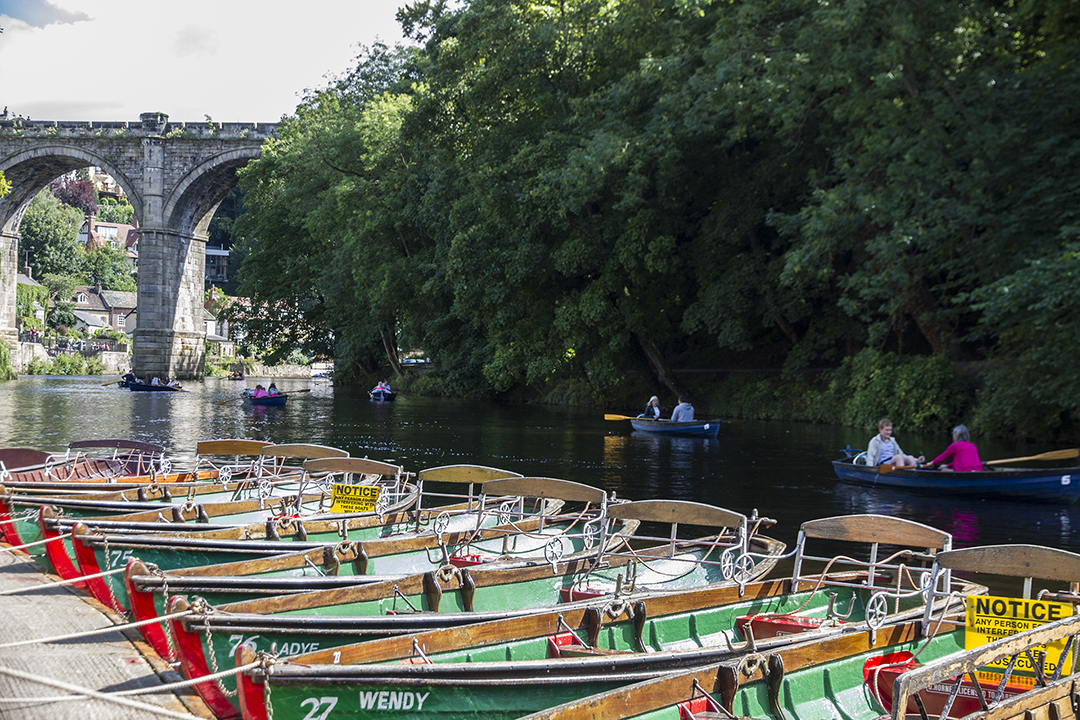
left=411, top=638, right=433, bottom=664
left=825, top=591, right=856, bottom=620
left=557, top=614, right=591, bottom=650
left=497, top=501, right=515, bottom=525
left=544, top=535, right=571, bottom=573
left=865, top=591, right=890, bottom=641
left=432, top=512, right=451, bottom=536
left=391, top=584, right=421, bottom=613
left=582, top=520, right=599, bottom=550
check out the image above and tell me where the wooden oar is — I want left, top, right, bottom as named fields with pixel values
left=603, top=414, right=746, bottom=424
left=215, top=388, right=311, bottom=405
left=985, top=448, right=1079, bottom=466
left=101, top=380, right=119, bottom=387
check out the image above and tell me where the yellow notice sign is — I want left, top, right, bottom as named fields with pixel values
left=966, top=595, right=1074, bottom=683
left=328, top=483, right=382, bottom=514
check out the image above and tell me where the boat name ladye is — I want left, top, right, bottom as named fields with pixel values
left=230, top=636, right=319, bottom=657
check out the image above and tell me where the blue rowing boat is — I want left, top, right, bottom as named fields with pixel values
left=629, top=418, right=722, bottom=437
left=241, top=389, right=287, bottom=406
left=832, top=452, right=1080, bottom=504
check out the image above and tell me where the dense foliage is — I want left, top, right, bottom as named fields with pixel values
left=233, top=0, right=1080, bottom=438
left=52, top=175, right=97, bottom=216
left=19, top=189, right=137, bottom=305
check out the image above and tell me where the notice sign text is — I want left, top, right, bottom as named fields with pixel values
left=329, top=483, right=381, bottom=513
left=966, top=595, right=1074, bottom=683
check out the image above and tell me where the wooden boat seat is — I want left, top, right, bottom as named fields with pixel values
left=194, top=439, right=275, bottom=457
left=801, top=514, right=950, bottom=551
left=418, top=465, right=523, bottom=484
left=482, top=477, right=607, bottom=505
left=68, top=439, right=165, bottom=455
left=608, top=499, right=744, bottom=529
left=935, top=544, right=1080, bottom=582
left=0, top=448, right=52, bottom=471
left=261, top=444, right=350, bottom=461
left=304, top=457, right=402, bottom=477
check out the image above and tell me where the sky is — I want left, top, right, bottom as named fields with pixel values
left=0, top=0, right=409, bottom=123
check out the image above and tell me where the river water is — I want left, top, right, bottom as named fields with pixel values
left=2, top=376, right=1078, bottom=559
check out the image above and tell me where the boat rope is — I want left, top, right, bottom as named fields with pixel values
left=0, top=564, right=126, bottom=596
left=190, top=597, right=239, bottom=697
left=777, top=549, right=916, bottom=620
left=0, top=657, right=261, bottom=711
left=99, top=533, right=130, bottom=617
left=146, top=563, right=180, bottom=661
left=0, top=607, right=194, bottom=649
left=0, top=532, right=66, bottom=552
left=865, top=590, right=962, bottom=710
left=0, top=508, right=39, bottom=526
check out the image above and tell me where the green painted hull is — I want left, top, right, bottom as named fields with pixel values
left=233, top=596, right=956, bottom=720
left=172, top=538, right=784, bottom=718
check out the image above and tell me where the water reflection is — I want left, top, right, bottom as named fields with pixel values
left=2, top=376, right=1079, bottom=557
left=834, top=482, right=1080, bottom=550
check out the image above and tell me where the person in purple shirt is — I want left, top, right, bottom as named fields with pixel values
left=927, top=425, right=984, bottom=471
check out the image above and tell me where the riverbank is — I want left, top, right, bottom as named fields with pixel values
left=0, top=545, right=212, bottom=719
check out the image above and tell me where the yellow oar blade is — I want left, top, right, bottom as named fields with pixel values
left=985, top=448, right=1080, bottom=466
left=604, top=414, right=635, bottom=421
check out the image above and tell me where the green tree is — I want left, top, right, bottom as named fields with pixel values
left=19, top=190, right=86, bottom=279
left=95, top=198, right=135, bottom=225
left=82, top=245, right=136, bottom=291
left=0, top=170, right=10, bottom=198
left=39, top=273, right=81, bottom=330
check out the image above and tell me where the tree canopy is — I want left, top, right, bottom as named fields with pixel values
left=233, top=0, right=1080, bottom=437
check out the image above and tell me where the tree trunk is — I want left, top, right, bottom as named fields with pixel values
left=635, top=332, right=684, bottom=399
left=903, top=279, right=952, bottom=355
left=379, top=324, right=404, bottom=381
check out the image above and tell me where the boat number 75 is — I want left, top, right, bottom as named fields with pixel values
left=301, top=697, right=338, bottom=720
left=108, top=549, right=133, bottom=567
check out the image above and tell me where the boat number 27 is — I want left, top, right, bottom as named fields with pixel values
left=301, top=697, right=338, bottom=720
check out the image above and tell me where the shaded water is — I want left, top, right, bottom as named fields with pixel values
left=2, top=375, right=1078, bottom=557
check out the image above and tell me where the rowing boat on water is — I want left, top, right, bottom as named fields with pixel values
left=629, top=418, right=724, bottom=437
left=0, top=439, right=170, bottom=484
left=166, top=500, right=781, bottom=717
left=519, top=544, right=1080, bottom=720
left=832, top=448, right=1080, bottom=504
left=228, top=514, right=979, bottom=720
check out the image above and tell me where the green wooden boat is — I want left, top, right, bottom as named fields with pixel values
left=72, top=465, right=562, bottom=613
left=167, top=500, right=781, bottom=718
left=123, top=476, right=618, bottom=659
left=0, top=475, right=320, bottom=574
left=221, top=514, right=972, bottom=720
left=512, top=544, right=1080, bottom=720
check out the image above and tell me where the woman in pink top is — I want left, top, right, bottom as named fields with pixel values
left=929, top=425, right=984, bottom=471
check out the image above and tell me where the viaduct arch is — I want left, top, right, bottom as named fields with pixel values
left=0, top=111, right=277, bottom=379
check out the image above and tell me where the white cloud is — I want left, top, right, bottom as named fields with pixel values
left=0, top=0, right=408, bottom=122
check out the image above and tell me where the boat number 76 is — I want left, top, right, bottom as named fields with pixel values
left=300, top=697, right=338, bottom=720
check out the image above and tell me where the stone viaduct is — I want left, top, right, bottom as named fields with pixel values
left=0, top=112, right=276, bottom=379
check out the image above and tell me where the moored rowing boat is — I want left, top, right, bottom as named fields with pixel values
left=228, top=514, right=977, bottom=720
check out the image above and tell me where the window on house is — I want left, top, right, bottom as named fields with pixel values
left=118, top=315, right=125, bottom=327
left=76, top=293, right=88, bottom=304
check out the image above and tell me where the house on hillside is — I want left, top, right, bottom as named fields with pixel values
left=72, top=285, right=137, bottom=334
